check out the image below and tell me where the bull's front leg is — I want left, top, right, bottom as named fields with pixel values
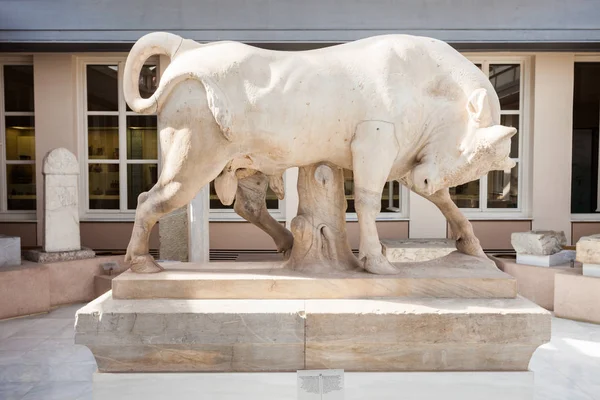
left=424, top=188, right=486, bottom=258
left=351, top=121, right=400, bottom=274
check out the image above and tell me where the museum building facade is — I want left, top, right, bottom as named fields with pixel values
left=0, top=0, right=599, bottom=257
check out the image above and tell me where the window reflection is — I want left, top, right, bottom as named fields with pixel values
left=487, top=164, right=518, bottom=208
left=489, top=64, right=520, bottom=110
left=5, top=116, right=35, bottom=161
left=127, top=164, right=158, bottom=209
left=127, top=116, right=157, bottom=160
left=6, top=164, right=35, bottom=210
left=450, top=180, right=480, bottom=208
left=89, top=164, right=119, bottom=210
left=4, top=65, right=34, bottom=112
left=88, top=115, right=119, bottom=160
left=87, top=65, right=119, bottom=111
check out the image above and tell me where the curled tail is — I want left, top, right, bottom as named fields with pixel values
left=123, top=32, right=184, bottom=114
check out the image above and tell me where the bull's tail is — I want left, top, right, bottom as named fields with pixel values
left=123, top=32, right=185, bottom=114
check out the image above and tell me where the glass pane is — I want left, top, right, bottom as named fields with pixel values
left=489, top=64, right=520, bottom=110
left=6, top=164, right=36, bottom=210
left=127, top=116, right=157, bottom=160
left=87, top=65, right=118, bottom=111
left=571, top=63, right=600, bottom=213
left=501, top=114, right=519, bottom=159
left=88, top=115, right=119, bottom=160
left=4, top=65, right=34, bottom=112
left=127, top=164, right=158, bottom=209
left=209, top=179, right=279, bottom=210
left=5, top=116, right=35, bottom=161
left=487, top=164, right=518, bottom=209
left=343, top=170, right=400, bottom=213
left=450, top=180, right=480, bottom=208
left=474, top=63, right=482, bottom=70
left=89, top=163, right=119, bottom=209
left=127, top=65, right=158, bottom=111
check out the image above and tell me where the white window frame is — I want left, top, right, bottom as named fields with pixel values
left=571, top=54, right=600, bottom=222
left=453, top=54, right=533, bottom=220
left=77, top=55, right=161, bottom=221
left=0, top=56, right=36, bottom=221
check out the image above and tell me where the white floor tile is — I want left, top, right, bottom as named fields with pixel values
left=21, top=382, right=91, bottom=400
left=0, top=383, right=34, bottom=400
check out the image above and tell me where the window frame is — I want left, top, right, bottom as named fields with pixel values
left=453, top=54, right=533, bottom=220
left=571, top=54, right=600, bottom=222
left=0, top=56, right=36, bottom=221
left=77, top=56, right=162, bottom=221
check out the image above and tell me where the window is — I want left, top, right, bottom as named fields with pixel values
left=571, top=62, right=600, bottom=215
left=0, top=62, right=36, bottom=217
left=450, top=58, right=529, bottom=216
left=82, top=60, right=158, bottom=216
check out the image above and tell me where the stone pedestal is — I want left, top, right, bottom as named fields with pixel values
left=516, top=250, right=575, bottom=267
left=0, top=234, right=21, bottom=267
left=554, top=269, right=600, bottom=324
left=381, top=238, right=456, bottom=262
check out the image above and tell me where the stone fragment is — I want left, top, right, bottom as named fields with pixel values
left=43, top=148, right=81, bottom=252
left=0, top=235, right=21, bottom=267
left=511, top=231, right=566, bottom=255
left=381, top=238, right=456, bottom=262
left=576, top=234, right=600, bottom=264
left=23, top=247, right=95, bottom=263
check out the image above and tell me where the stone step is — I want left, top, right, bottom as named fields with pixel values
left=381, top=238, right=456, bottom=263
left=112, top=252, right=517, bottom=300
left=75, top=293, right=550, bottom=373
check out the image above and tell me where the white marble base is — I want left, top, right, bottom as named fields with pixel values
left=583, top=263, right=600, bottom=278
left=93, top=371, right=534, bottom=400
left=516, top=250, right=575, bottom=267
left=0, top=235, right=21, bottom=267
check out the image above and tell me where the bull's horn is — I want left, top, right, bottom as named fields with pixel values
left=269, top=174, right=285, bottom=200
left=214, top=171, right=238, bottom=206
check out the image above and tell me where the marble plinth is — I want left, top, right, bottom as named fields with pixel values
left=583, top=263, right=600, bottom=278
left=93, top=371, right=534, bottom=400
left=112, top=253, right=516, bottom=300
left=554, top=269, right=600, bottom=324
left=0, top=234, right=20, bottom=267
left=381, top=238, right=455, bottom=262
left=516, top=250, right=576, bottom=267
left=23, top=247, right=95, bottom=263
left=75, top=293, right=549, bottom=372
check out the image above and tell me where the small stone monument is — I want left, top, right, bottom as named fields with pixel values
left=24, top=148, right=95, bottom=263
left=576, top=234, right=600, bottom=277
left=0, top=234, right=21, bottom=267
left=511, top=230, right=574, bottom=267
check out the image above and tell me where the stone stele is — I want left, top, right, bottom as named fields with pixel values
left=43, top=148, right=81, bottom=253
left=511, top=230, right=567, bottom=256
left=576, top=234, right=600, bottom=264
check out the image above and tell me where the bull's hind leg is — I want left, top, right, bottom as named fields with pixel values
left=351, top=121, right=400, bottom=274
left=234, top=172, right=294, bottom=258
left=125, top=126, right=229, bottom=273
left=424, top=188, right=486, bottom=258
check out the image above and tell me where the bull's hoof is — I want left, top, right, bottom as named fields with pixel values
left=362, top=253, right=398, bottom=275
left=129, top=254, right=164, bottom=274
left=456, top=237, right=487, bottom=259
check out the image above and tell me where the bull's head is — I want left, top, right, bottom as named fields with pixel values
left=411, top=88, right=517, bottom=196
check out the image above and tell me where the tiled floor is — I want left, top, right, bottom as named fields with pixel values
left=0, top=304, right=599, bottom=400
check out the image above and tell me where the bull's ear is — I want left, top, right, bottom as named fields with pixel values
left=466, top=88, right=489, bottom=124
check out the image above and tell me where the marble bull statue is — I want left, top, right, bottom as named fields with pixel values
left=123, top=32, right=516, bottom=274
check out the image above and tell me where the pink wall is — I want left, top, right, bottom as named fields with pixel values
left=572, top=222, right=600, bottom=244
left=0, top=223, right=38, bottom=247
left=448, top=220, right=532, bottom=250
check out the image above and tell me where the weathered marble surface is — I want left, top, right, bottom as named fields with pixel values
left=0, top=235, right=21, bottom=267
left=75, top=293, right=549, bottom=373
left=23, top=248, right=95, bottom=263
left=158, top=206, right=188, bottom=262
left=305, top=296, right=550, bottom=371
left=554, top=269, right=600, bottom=324
left=511, top=231, right=566, bottom=255
left=112, top=253, right=517, bottom=300
left=75, top=293, right=305, bottom=372
left=43, top=148, right=81, bottom=253
left=516, top=250, right=576, bottom=267
left=576, top=234, right=600, bottom=264
left=381, top=238, right=456, bottom=263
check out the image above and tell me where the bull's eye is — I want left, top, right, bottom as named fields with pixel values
left=424, top=179, right=429, bottom=186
